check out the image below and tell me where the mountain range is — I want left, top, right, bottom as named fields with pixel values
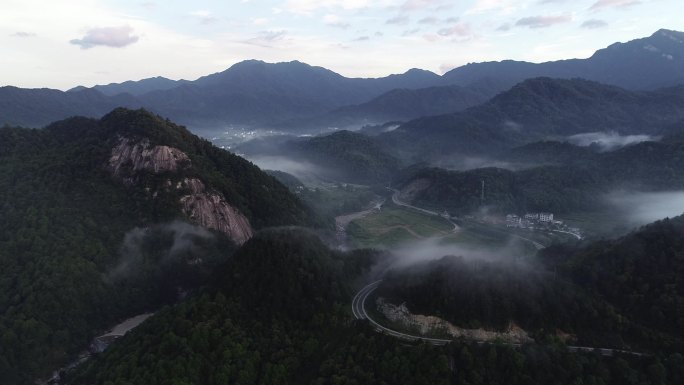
left=2, top=29, right=684, bottom=129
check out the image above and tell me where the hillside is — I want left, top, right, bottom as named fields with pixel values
left=395, top=139, right=684, bottom=215
left=0, top=109, right=314, bottom=384
left=4, top=30, right=684, bottom=129
left=381, top=77, right=684, bottom=161
left=278, top=84, right=493, bottom=130
left=64, top=229, right=683, bottom=385
left=239, top=130, right=402, bottom=184
left=376, top=214, right=684, bottom=352
left=444, top=29, right=684, bottom=91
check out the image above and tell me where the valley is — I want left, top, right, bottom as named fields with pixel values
left=3, top=19, right=684, bottom=385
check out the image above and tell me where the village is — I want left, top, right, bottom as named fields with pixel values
left=505, top=212, right=583, bottom=239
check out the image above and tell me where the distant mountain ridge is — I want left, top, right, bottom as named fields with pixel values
left=2, top=29, right=684, bottom=128
left=444, top=29, right=684, bottom=91
left=380, top=77, right=684, bottom=160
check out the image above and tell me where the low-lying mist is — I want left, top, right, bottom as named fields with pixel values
left=247, top=155, right=329, bottom=184
left=374, top=237, right=530, bottom=275
left=567, top=131, right=658, bottom=151
left=431, top=155, right=532, bottom=171
left=605, top=190, right=684, bottom=227
left=108, top=221, right=213, bottom=280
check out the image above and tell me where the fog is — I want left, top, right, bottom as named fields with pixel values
left=605, top=191, right=684, bottom=226
left=247, top=155, right=331, bottom=184
left=567, top=131, right=658, bottom=151
left=108, top=221, right=213, bottom=280
left=432, top=154, right=533, bottom=171
left=370, top=237, right=530, bottom=275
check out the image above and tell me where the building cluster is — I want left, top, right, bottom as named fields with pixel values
left=506, top=212, right=582, bottom=238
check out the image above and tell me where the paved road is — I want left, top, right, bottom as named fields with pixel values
left=352, top=280, right=451, bottom=345
left=390, top=187, right=546, bottom=249
left=389, top=188, right=459, bottom=232
left=352, top=281, right=645, bottom=356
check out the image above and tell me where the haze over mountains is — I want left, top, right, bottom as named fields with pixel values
left=3, top=29, right=684, bottom=129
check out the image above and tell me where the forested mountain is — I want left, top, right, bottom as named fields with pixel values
left=74, top=76, right=187, bottom=97
left=0, top=87, right=141, bottom=127
left=378, top=214, right=684, bottom=353
left=4, top=30, right=684, bottom=129
left=277, top=84, right=493, bottom=130
left=239, top=130, right=402, bottom=184
left=64, top=228, right=684, bottom=385
left=0, top=109, right=314, bottom=384
left=443, top=29, right=684, bottom=91
left=395, top=139, right=684, bottom=215
left=541, top=215, right=684, bottom=351
left=381, top=77, right=684, bottom=161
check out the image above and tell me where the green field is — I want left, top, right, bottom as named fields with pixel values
left=346, top=205, right=454, bottom=248
left=346, top=204, right=528, bottom=251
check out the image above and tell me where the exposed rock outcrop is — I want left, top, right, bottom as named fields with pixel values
left=179, top=178, right=253, bottom=245
left=377, top=297, right=533, bottom=344
left=108, top=136, right=190, bottom=177
left=107, top=137, right=254, bottom=244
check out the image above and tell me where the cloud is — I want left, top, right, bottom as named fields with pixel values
left=190, top=10, right=218, bottom=25
left=324, top=14, right=350, bottom=29
left=418, top=16, right=439, bottom=25
left=515, top=14, right=572, bottom=28
left=402, top=28, right=421, bottom=36
left=285, top=0, right=379, bottom=14
left=400, top=0, right=446, bottom=11
left=70, top=26, right=139, bottom=49
left=244, top=30, right=288, bottom=47
left=590, top=0, right=641, bottom=10
left=386, top=15, right=410, bottom=25
left=11, top=31, right=36, bottom=38
left=581, top=19, right=608, bottom=29
left=354, top=35, right=370, bottom=41
left=438, top=22, right=472, bottom=37
left=497, top=23, right=512, bottom=31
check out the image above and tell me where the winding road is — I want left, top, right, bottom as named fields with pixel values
left=352, top=280, right=645, bottom=356
left=352, top=280, right=451, bottom=345
left=389, top=188, right=459, bottom=232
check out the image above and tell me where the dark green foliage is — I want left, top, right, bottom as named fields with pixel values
left=378, top=256, right=628, bottom=347
left=399, top=139, right=684, bottom=215
left=382, top=77, right=684, bottom=161
left=0, top=109, right=313, bottom=383
left=291, top=130, right=401, bottom=184
left=66, top=230, right=684, bottom=385
left=542, top=216, right=684, bottom=351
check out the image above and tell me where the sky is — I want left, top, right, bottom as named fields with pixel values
left=2, top=0, right=683, bottom=90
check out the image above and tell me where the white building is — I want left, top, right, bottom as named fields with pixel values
left=506, top=214, right=522, bottom=227
left=539, top=213, right=554, bottom=222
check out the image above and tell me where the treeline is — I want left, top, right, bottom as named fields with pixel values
left=397, top=139, right=684, bottom=215
left=67, top=228, right=684, bottom=385
left=0, top=109, right=314, bottom=383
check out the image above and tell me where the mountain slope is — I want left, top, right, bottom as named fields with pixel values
left=381, top=77, right=684, bottom=160
left=444, top=29, right=684, bottom=91
left=5, top=29, right=684, bottom=129
left=0, top=108, right=314, bottom=384
left=64, top=228, right=683, bottom=385
left=395, top=138, right=684, bottom=215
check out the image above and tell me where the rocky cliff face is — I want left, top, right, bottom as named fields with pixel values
left=108, top=137, right=254, bottom=244
left=377, top=297, right=533, bottom=344
left=108, top=136, right=191, bottom=177
left=179, top=178, right=253, bottom=245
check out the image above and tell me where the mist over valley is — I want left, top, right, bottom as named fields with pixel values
left=4, top=9, right=684, bottom=384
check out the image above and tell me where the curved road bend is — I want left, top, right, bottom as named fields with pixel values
left=388, top=188, right=459, bottom=232
left=352, top=280, right=645, bottom=356
left=389, top=187, right=543, bottom=248
left=352, top=280, right=451, bottom=345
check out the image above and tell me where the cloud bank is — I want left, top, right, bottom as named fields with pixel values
left=70, top=25, right=139, bottom=49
